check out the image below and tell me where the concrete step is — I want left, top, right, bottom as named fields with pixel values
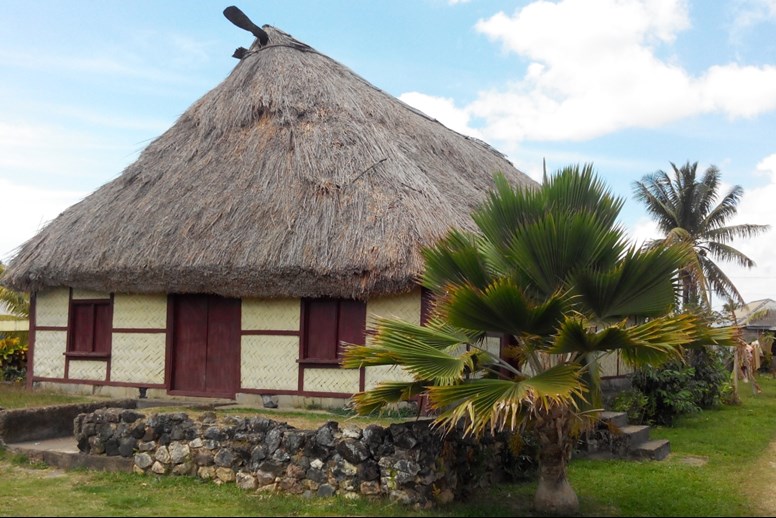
left=598, top=411, right=629, bottom=429
left=8, top=439, right=134, bottom=472
left=608, top=424, right=651, bottom=457
left=630, top=439, right=671, bottom=461
left=619, top=424, right=651, bottom=445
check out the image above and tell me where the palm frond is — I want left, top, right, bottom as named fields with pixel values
left=428, top=362, right=586, bottom=436
left=350, top=381, right=430, bottom=415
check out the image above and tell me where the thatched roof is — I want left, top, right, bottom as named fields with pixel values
left=3, top=26, right=534, bottom=300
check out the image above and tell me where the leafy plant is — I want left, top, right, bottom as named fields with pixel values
left=0, top=336, right=27, bottom=382
left=343, top=164, right=736, bottom=515
left=611, top=389, right=649, bottom=424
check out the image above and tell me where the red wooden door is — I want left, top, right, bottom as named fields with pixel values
left=171, top=295, right=240, bottom=398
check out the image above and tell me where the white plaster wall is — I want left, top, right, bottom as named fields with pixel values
left=110, top=333, right=166, bottom=384
left=242, top=298, right=300, bottom=331
left=35, top=289, right=70, bottom=327
left=241, top=335, right=298, bottom=390
left=33, top=330, right=67, bottom=378
left=113, top=294, right=167, bottom=329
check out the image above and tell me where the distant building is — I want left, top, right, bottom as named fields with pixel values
left=736, top=299, right=776, bottom=349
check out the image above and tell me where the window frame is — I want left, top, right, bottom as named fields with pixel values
left=299, top=297, right=366, bottom=365
left=66, top=298, right=113, bottom=358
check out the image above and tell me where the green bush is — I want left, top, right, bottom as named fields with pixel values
left=629, top=345, right=728, bottom=425
left=0, top=336, right=27, bottom=382
left=630, top=363, right=698, bottom=425
left=611, top=389, right=649, bottom=424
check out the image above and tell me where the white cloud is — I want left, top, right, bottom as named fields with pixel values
left=450, top=0, right=776, bottom=143
left=398, top=91, right=483, bottom=139
left=0, top=121, right=139, bottom=178
left=0, top=179, right=86, bottom=262
left=720, top=154, right=776, bottom=304
left=730, top=0, right=776, bottom=43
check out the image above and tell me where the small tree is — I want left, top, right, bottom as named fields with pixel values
left=343, top=165, right=735, bottom=515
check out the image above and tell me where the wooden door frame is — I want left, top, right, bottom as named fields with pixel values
left=165, top=294, right=240, bottom=399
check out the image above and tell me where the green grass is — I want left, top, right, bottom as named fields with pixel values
left=0, top=382, right=93, bottom=409
left=2, top=378, right=776, bottom=516
left=569, top=375, right=776, bottom=517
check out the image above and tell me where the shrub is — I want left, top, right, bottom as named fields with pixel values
left=629, top=345, right=728, bottom=425
left=0, top=336, right=27, bottom=382
left=611, top=389, right=649, bottom=424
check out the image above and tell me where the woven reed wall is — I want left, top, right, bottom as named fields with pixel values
left=71, top=289, right=110, bottom=300
left=113, top=294, right=167, bottom=329
left=35, top=288, right=70, bottom=327
left=364, top=290, right=421, bottom=390
left=304, top=367, right=360, bottom=393
left=68, top=359, right=107, bottom=381
left=33, top=330, right=67, bottom=378
left=242, top=298, right=300, bottom=330
left=110, top=333, right=166, bottom=384
left=241, top=335, right=299, bottom=390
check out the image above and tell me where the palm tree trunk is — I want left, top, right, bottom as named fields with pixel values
left=533, top=405, right=580, bottom=515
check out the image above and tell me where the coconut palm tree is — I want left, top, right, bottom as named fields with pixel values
left=632, top=161, right=769, bottom=309
left=342, top=164, right=735, bottom=515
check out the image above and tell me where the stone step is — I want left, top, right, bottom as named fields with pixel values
left=598, top=411, right=629, bottom=429
left=619, top=424, right=651, bottom=445
left=608, top=424, right=651, bottom=457
left=630, top=439, right=671, bottom=461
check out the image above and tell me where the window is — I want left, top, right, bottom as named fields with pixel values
left=301, top=298, right=366, bottom=363
left=68, top=301, right=112, bottom=355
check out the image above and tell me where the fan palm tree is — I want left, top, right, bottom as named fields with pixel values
left=342, top=165, right=735, bottom=515
left=632, top=161, right=769, bottom=309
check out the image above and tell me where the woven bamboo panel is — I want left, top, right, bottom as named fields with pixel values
left=596, top=351, right=633, bottom=377
left=304, top=367, right=360, bottom=394
left=113, top=293, right=168, bottom=329
left=240, top=335, right=299, bottom=390
left=483, top=336, right=501, bottom=357
left=366, top=289, right=421, bottom=330
left=241, top=298, right=300, bottom=331
left=364, top=364, right=414, bottom=391
left=34, top=330, right=67, bottom=378
left=35, top=289, right=70, bottom=327
left=71, top=289, right=110, bottom=300
left=110, top=333, right=166, bottom=384
left=68, top=360, right=107, bottom=381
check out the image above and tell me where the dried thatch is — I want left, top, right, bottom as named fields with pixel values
left=3, top=26, right=534, bottom=299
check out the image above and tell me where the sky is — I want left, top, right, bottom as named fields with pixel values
left=1, top=0, right=776, bottom=308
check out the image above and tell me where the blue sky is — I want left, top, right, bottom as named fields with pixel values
left=2, top=0, right=776, bottom=307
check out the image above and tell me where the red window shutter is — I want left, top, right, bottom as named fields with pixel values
left=337, top=299, right=366, bottom=356
left=93, top=303, right=112, bottom=353
left=71, top=304, right=95, bottom=352
left=304, top=299, right=339, bottom=360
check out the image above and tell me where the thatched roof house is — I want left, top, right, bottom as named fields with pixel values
left=2, top=26, right=533, bottom=403
left=4, top=26, right=532, bottom=300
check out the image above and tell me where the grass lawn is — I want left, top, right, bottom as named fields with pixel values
left=2, top=377, right=776, bottom=516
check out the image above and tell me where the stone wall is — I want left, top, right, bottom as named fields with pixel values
left=74, top=408, right=520, bottom=508
left=0, top=399, right=137, bottom=443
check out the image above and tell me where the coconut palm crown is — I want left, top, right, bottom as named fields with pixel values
left=342, top=164, right=735, bottom=515
left=633, top=161, right=770, bottom=309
